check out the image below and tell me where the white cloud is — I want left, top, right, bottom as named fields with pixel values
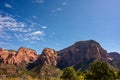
left=5, top=3, right=12, bottom=8
left=14, top=30, right=45, bottom=42
left=52, top=8, right=63, bottom=13
left=52, top=2, right=67, bottom=14
left=32, top=0, right=44, bottom=3
left=14, top=34, right=21, bottom=39
left=0, top=41, right=7, bottom=45
left=8, top=27, right=31, bottom=32
left=0, top=14, right=25, bottom=30
left=25, top=31, right=45, bottom=41
left=26, top=19, right=40, bottom=27
left=41, top=26, right=47, bottom=29
left=31, top=31, right=44, bottom=35
left=0, top=25, right=3, bottom=31
left=0, top=11, right=46, bottom=44
left=0, top=31, right=10, bottom=39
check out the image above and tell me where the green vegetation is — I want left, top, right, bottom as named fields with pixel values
left=60, top=61, right=120, bottom=80
left=60, top=67, right=78, bottom=80
left=1, top=61, right=120, bottom=80
left=85, top=61, right=116, bottom=80
left=117, top=68, right=120, bottom=79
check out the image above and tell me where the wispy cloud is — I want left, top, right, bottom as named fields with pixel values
left=52, top=8, right=63, bottom=13
left=0, top=11, right=47, bottom=44
left=52, top=2, right=67, bottom=14
left=14, top=30, right=45, bottom=42
left=28, top=31, right=45, bottom=41
left=0, top=41, right=7, bottom=45
left=31, top=31, right=44, bottom=35
left=0, top=31, right=11, bottom=39
left=32, top=0, right=44, bottom=3
left=14, top=31, right=45, bottom=42
left=0, top=14, right=25, bottom=31
left=4, top=3, right=12, bottom=8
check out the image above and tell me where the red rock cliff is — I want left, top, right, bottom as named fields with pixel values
left=57, top=40, right=108, bottom=69
left=0, top=47, right=38, bottom=65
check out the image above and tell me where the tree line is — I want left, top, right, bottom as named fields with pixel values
left=60, top=61, right=120, bottom=80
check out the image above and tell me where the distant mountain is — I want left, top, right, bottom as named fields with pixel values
left=108, top=52, right=120, bottom=60
left=108, top=52, right=120, bottom=69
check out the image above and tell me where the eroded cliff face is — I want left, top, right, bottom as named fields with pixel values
left=15, top=47, right=38, bottom=64
left=0, top=48, right=16, bottom=64
left=31, top=48, right=57, bottom=67
left=27, top=48, right=61, bottom=78
left=0, top=47, right=38, bottom=65
left=57, top=40, right=108, bottom=69
left=39, top=48, right=57, bottom=66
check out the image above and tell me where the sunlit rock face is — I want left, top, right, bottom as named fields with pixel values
left=0, top=48, right=16, bottom=64
left=0, top=47, right=38, bottom=65
left=15, top=47, right=38, bottom=64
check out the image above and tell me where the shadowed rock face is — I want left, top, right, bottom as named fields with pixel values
left=57, top=40, right=108, bottom=69
left=39, top=48, right=57, bottom=66
left=27, top=48, right=57, bottom=70
left=34, top=48, right=57, bottom=66
left=26, top=48, right=61, bottom=79
left=108, top=52, right=120, bottom=60
left=0, top=47, right=38, bottom=65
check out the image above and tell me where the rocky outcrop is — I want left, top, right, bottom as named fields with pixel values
left=28, top=48, right=57, bottom=69
left=31, top=48, right=57, bottom=66
left=57, top=40, right=108, bottom=70
left=108, top=52, right=120, bottom=60
left=0, top=47, right=38, bottom=65
left=0, top=48, right=16, bottom=64
left=15, top=47, right=38, bottom=64
left=27, top=48, right=61, bottom=79
left=38, top=48, right=57, bottom=66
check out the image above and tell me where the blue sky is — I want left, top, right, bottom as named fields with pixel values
left=0, top=0, right=120, bottom=54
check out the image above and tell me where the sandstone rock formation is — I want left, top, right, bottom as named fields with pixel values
left=0, top=47, right=38, bottom=65
left=29, top=48, right=57, bottom=68
left=0, top=48, right=16, bottom=64
left=27, top=48, right=61, bottom=79
left=38, top=48, right=57, bottom=66
left=57, top=40, right=108, bottom=70
left=15, top=47, right=38, bottom=64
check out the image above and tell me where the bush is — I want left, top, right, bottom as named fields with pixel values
left=85, top=61, right=116, bottom=80
left=60, top=67, right=78, bottom=80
